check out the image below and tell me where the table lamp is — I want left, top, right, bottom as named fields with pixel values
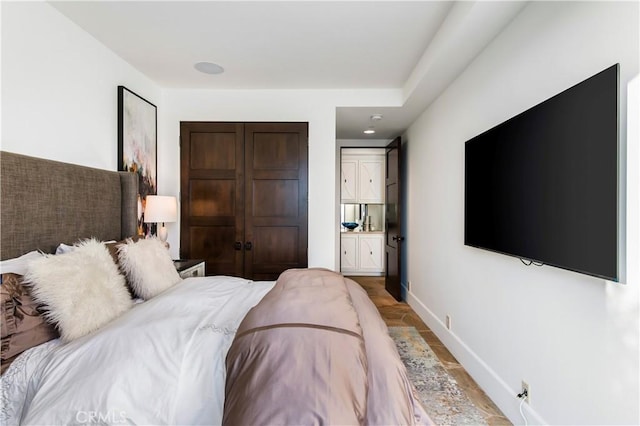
left=143, top=195, right=177, bottom=242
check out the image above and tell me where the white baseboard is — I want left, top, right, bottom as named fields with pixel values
left=343, top=272, right=384, bottom=277
left=406, top=289, right=547, bottom=425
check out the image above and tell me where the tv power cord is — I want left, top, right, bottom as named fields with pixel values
left=516, top=388, right=529, bottom=426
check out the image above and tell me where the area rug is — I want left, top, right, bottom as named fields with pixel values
left=388, top=326, right=488, bottom=425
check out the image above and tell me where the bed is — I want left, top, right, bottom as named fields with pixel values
left=0, top=151, right=430, bottom=425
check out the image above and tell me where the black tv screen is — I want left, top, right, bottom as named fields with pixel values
left=465, top=64, right=619, bottom=281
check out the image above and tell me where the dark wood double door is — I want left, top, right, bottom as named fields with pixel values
left=180, top=122, right=308, bottom=281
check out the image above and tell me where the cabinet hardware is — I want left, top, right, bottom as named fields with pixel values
left=234, top=242, right=242, bottom=250
left=245, top=242, right=253, bottom=251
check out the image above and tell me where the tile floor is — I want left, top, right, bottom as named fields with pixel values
left=351, top=276, right=511, bottom=426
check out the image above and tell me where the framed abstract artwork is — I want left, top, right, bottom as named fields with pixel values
left=117, top=86, right=157, bottom=236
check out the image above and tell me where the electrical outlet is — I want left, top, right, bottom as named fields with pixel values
left=521, top=380, right=530, bottom=404
left=445, top=315, right=452, bottom=330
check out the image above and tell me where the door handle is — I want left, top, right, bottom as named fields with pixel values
left=245, top=242, right=252, bottom=251
left=392, top=236, right=405, bottom=242
left=234, top=241, right=242, bottom=251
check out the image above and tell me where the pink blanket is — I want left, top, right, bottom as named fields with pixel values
left=223, top=268, right=431, bottom=425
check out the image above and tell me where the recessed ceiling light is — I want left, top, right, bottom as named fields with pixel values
left=370, top=114, right=383, bottom=121
left=194, top=62, right=224, bottom=75
left=364, top=129, right=376, bottom=134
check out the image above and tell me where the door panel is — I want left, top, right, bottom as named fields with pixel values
left=253, top=227, right=299, bottom=264
left=251, top=133, right=300, bottom=170
left=189, top=180, right=235, bottom=216
left=252, top=180, right=299, bottom=217
left=385, top=182, right=398, bottom=247
left=190, top=132, right=237, bottom=170
left=189, top=226, right=238, bottom=275
left=385, top=137, right=403, bottom=301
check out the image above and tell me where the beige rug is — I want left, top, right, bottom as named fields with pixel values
left=388, top=326, right=488, bottom=425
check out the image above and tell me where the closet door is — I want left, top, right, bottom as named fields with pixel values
left=244, top=123, right=308, bottom=280
left=180, top=122, right=245, bottom=277
left=181, top=121, right=308, bottom=280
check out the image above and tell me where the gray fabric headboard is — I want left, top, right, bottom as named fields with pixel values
left=0, top=151, right=138, bottom=260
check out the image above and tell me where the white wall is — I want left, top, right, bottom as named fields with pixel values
left=1, top=2, right=161, bottom=170
left=404, top=2, right=639, bottom=424
left=160, top=90, right=401, bottom=263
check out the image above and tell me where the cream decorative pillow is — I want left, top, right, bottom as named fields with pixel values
left=117, top=237, right=182, bottom=300
left=24, top=238, right=132, bottom=342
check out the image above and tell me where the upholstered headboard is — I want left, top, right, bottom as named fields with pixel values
left=0, top=151, right=138, bottom=260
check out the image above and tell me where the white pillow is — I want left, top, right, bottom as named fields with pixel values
left=56, top=240, right=115, bottom=255
left=24, top=238, right=133, bottom=342
left=0, top=250, right=43, bottom=275
left=117, top=237, right=182, bottom=300
left=55, top=243, right=74, bottom=255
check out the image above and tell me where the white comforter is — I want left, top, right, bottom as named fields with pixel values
left=1, top=276, right=274, bottom=426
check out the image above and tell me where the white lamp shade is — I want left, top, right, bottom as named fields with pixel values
left=144, top=195, right=177, bottom=224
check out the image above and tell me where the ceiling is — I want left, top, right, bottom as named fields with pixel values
left=50, top=1, right=528, bottom=140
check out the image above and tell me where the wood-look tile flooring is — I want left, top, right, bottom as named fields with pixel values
left=351, top=276, right=511, bottom=426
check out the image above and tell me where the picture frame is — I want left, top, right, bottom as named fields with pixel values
left=117, top=85, right=157, bottom=236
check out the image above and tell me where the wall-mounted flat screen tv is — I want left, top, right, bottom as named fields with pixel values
left=464, top=64, right=619, bottom=281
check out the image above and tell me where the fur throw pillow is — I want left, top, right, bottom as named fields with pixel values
left=24, top=238, right=132, bottom=342
left=117, top=238, right=182, bottom=300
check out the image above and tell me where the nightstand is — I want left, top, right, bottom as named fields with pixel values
left=173, top=259, right=206, bottom=279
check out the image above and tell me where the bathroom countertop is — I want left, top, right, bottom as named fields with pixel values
left=340, top=230, right=385, bottom=234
